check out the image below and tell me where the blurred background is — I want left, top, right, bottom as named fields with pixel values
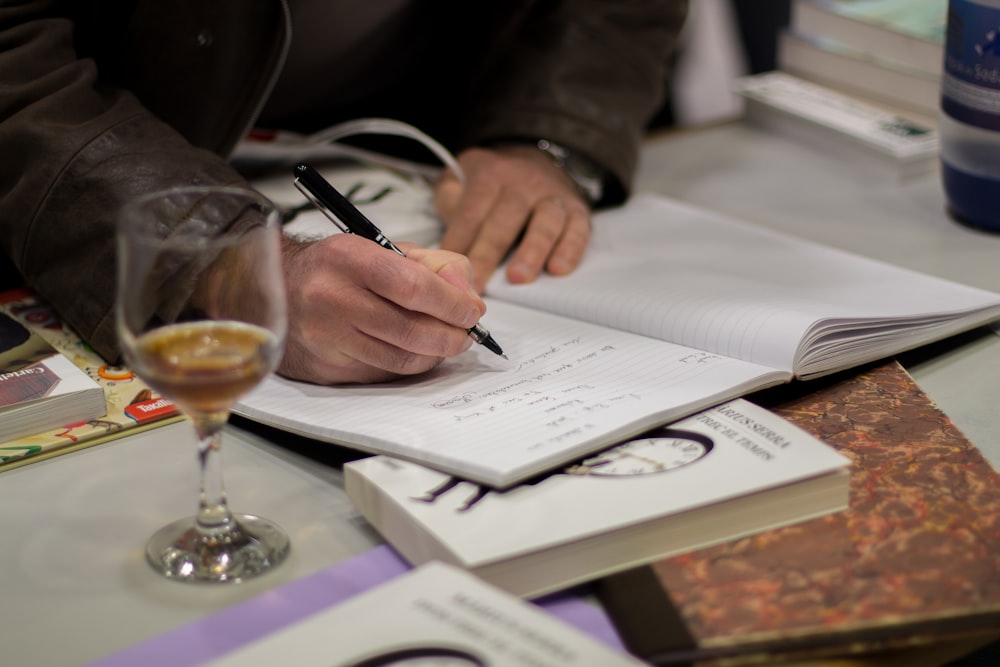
left=653, top=0, right=791, bottom=129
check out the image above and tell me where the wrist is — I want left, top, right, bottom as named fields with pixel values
left=532, top=139, right=606, bottom=206
left=486, top=138, right=607, bottom=206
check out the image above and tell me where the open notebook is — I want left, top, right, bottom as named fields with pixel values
left=234, top=194, right=1000, bottom=488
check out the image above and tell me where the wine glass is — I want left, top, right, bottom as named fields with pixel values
left=116, top=185, right=289, bottom=583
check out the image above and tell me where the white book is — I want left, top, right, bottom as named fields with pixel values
left=791, top=0, right=946, bottom=77
left=735, top=71, right=939, bottom=181
left=234, top=194, right=1000, bottom=488
left=0, top=311, right=106, bottom=442
left=778, top=29, right=940, bottom=117
left=205, top=561, right=646, bottom=667
left=345, top=399, right=851, bottom=598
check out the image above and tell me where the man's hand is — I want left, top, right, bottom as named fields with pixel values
left=277, top=234, right=486, bottom=384
left=433, top=145, right=592, bottom=293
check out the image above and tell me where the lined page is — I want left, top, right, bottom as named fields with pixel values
left=235, top=300, right=787, bottom=488
left=486, top=195, right=1000, bottom=375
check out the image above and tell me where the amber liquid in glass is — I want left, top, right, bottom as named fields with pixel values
left=133, top=321, right=278, bottom=416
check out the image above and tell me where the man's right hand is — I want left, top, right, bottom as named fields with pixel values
left=276, top=234, right=487, bottom=384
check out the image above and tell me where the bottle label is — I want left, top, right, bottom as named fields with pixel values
left=942, top=0, right=1000, bottom=131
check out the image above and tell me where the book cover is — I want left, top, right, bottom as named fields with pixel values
left=0, top=288, right=181, bottom=468
left=792, top=0, right=946, bottom=76
left=0, top=311, right=62, bottom=404
left=345, top=398, right=850, bottom=599
left=597, top=360, right=1000, bottom=665
left=202, top=561, right=646, bottom=667
left=84, top=544, right=629, bottom=667
left=736, top=71, right=939, bottom=181
left=0, top=305, right=106, bottom=442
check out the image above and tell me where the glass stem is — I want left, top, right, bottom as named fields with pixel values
left=194, top=423, right=234, bottom=533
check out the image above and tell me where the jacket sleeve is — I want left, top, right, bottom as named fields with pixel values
left=0, top=2, right=257, bottom=363
left=462, top=0, right=689, bottom=205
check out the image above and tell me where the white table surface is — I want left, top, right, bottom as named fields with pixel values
left=3, top=120, right=999, bottom=667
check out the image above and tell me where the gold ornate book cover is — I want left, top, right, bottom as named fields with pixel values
left=597, top=360, right=1000, bottom=665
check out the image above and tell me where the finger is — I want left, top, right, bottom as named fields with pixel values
left=365, top=247, right=485, bottom=329
left=503, top=197, right=570, bottom=284
left=349, top=299, right=472, bottom=370
left=438, top=187, right=500, bottom=257
left=437, top=151, right=505, bottom=256
left=462, top=190, right=536, bottom=290
left=281, top=326, right=450, bottom=385
left=546, top=201, right=591, bottom=276
left=290, top=282, right=471, bottom=381
left=433, top=169, right=464, bottom=220
left=278, top=281, right=424, bottom=385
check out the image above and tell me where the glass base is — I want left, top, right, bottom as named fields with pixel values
left=145, top=513, right=290, bottom=583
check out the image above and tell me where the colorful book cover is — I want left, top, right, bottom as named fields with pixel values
left=1, top=303, right=108, bottom=442
left=0, top=288, right=181, bottom=469
left=0, top=311, right=61, bottom=405
left=597, top=360, right=1000, bottom=664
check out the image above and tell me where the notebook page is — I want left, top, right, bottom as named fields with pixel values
left=235, top=300, right=788, bottom=487
left=486, top=195, right=1000, bottom=374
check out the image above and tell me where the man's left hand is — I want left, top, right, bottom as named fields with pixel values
left=433, top=145, right=591, bottom=293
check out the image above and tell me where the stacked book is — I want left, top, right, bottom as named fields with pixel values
left=780, top=0, right=945, bottom=118
left=1, top=305, right=106, bottom=443
left=0, top=288, right=180, bottom=468
left=736, top=0, right=947, bottom=180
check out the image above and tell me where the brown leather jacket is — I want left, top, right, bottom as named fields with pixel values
left=0, top=0, right=687, bottom=362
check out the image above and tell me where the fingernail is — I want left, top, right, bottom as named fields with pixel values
left=507, top=262, right=533, bottom=283
left=547, top=256, right=573, bottom=275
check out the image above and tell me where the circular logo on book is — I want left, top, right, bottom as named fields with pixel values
left=563, top=427, right=714, bottom=477
left=344, top=645, right=485, bottom=667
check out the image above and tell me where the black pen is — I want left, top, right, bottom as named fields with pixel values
left=292, top=162, right=507, bottom=360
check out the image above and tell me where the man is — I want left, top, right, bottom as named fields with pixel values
left=0, top=0, right=687, bottom=383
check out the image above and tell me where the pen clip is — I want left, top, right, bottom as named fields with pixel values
left=293, top=165, right=407, bottom=257
left=292, top=178, right=351, bottom=234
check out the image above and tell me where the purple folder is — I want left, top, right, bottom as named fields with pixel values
left=87, top=545, right=625, bottom=666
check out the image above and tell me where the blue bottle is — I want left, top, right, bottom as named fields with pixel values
left=940, top=0, right=1000, bottom=231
